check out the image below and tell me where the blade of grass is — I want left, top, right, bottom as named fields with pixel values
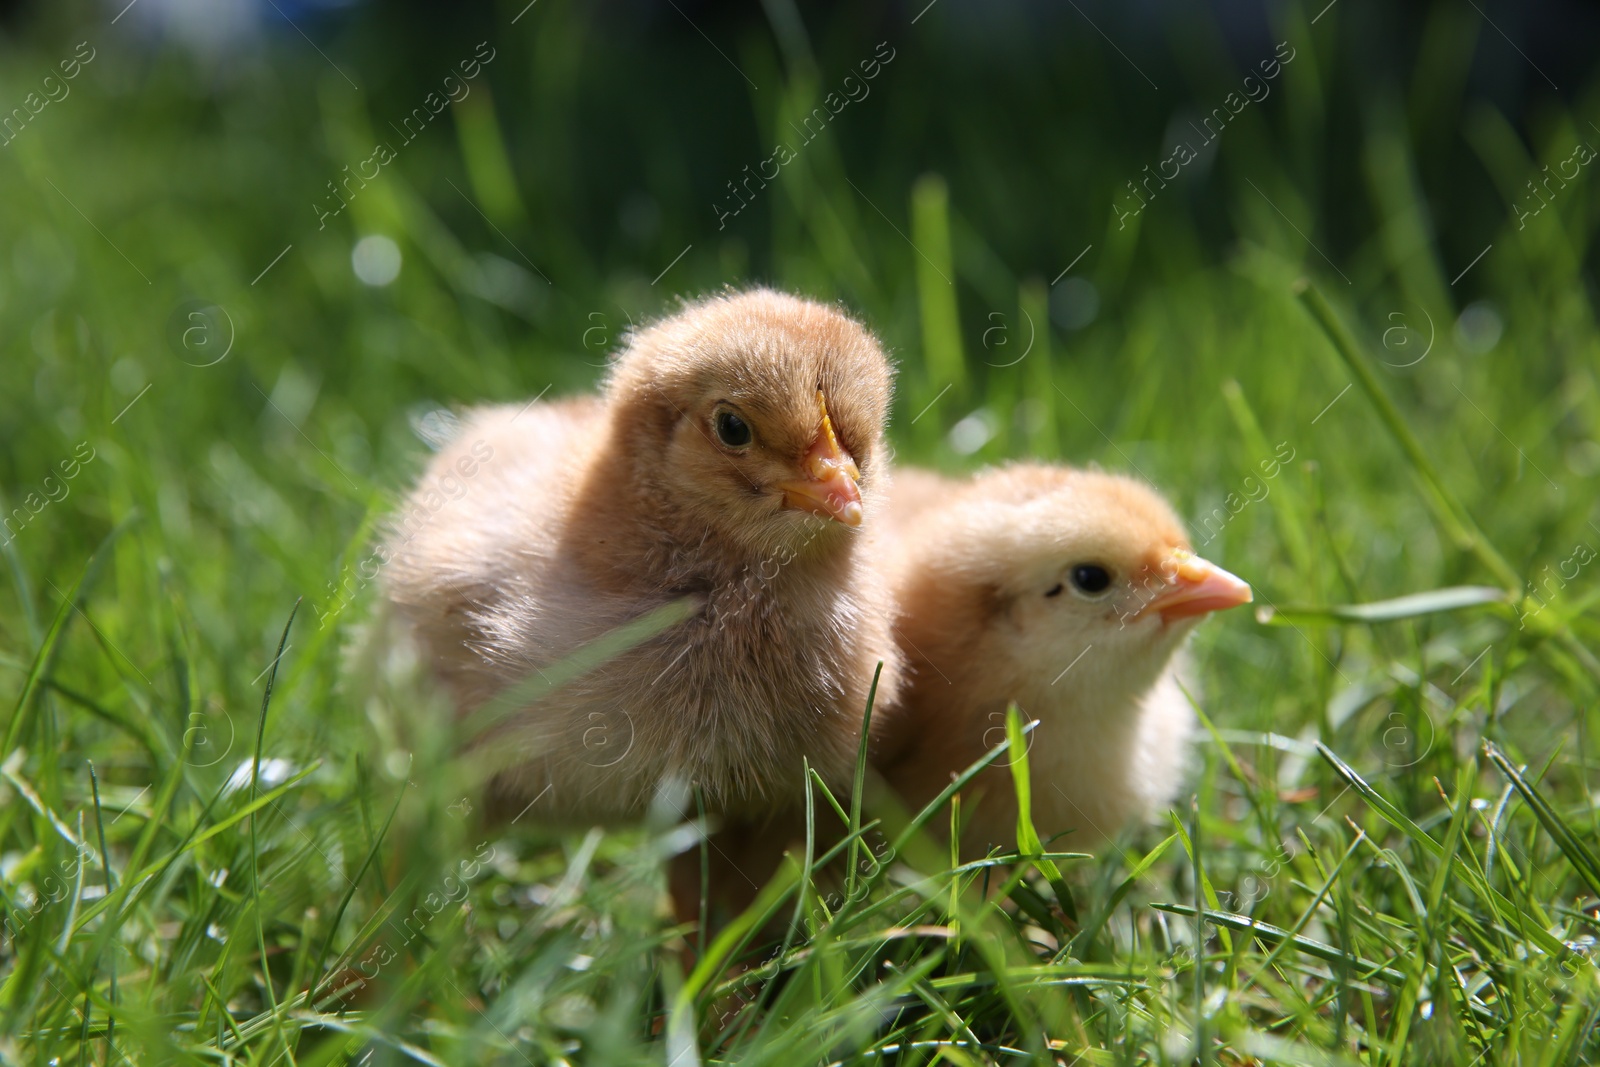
left=87, top=762, right=116, bottom=1057
left=1316, top=742, right=1573, bottom=961
left=1294, top=281, right=1519, bottom=592
left=307, top=774, right=408, bottom=1003
left=911, top=174, right=965, bottom=399
left=1484, top=742, right=1600, bottom=899
left=1065, top=831, right=1179, bottom=960
left=1150, top=904, right=1408, bottom=986
left=1240, top=828, right=1364, bottom=990
left=1254, top=585, right=1509, bottom=625
left=1221, top=379, right=1311, bottom=572
left=458, top=595, right=700, bottom=741
left=251, top=599, right=301, bottom=1065
left=719, top=759, right=823, bottom=1053
left=1005, top=704, right=1075, bottom=919
left=2, top=520, right=129, bottom=757
left=846, top=661, right=883, bottom=903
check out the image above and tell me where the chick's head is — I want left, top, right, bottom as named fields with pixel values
left=608, top=289, right=893, bottom=553
left=923, top=465, right=1252, bottom=706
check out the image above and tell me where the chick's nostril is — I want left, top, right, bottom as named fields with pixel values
left=805, top=450, right=860, bottom=485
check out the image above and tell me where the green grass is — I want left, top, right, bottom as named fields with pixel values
left=2, top=0, right=1600, bottom=1062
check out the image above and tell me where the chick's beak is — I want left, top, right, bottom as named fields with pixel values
left=1138, top=551, right=1253, bottom=622
left=775, top=391, right=864, bottom=527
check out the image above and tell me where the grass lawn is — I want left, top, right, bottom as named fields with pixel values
left=2, top=1, right=1599, bottom=1062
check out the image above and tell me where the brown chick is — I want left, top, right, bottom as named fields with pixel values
left=878, top=463, right=1252, bottom=853
left=381, top=289, right=902, bottom=825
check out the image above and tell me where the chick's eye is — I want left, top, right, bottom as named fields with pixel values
left=1070, top=564, right=1112, bottom=596
left=714, top=410, right=752, bottom=448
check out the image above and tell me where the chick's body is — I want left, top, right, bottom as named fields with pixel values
left=880, top=465, right=1250, bottom=852
left=383, top=290, right=902, bottom=824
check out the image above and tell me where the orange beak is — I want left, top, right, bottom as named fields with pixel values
left=1137, top=551, right=1253, bottom=622
left=775, top=391, right=864, bottom=527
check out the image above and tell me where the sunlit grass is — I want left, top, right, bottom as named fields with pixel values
left=2, top=1, right=1599, bottom=1063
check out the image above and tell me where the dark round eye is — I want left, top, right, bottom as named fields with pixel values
left=714, top=409, right=752, bottom=448
left=1070, top=564, right=1112, bottom=595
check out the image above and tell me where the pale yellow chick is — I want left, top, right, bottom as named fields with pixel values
left=878, top=464, right=1252, bottom=852
left=381, top=289, right=903, bottom=825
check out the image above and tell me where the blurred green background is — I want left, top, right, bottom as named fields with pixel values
left=2, top=0, right=1600, bottom=1062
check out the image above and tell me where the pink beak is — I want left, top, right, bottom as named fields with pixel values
left=1137, top=552, right=1253, bottom=622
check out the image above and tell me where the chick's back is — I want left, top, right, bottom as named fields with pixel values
left=383, top=397, right=610, bottom=712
